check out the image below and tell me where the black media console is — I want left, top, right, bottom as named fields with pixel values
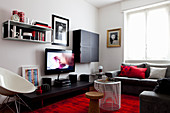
left=22, top=81, right=93, bottom=107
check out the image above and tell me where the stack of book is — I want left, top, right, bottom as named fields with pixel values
left=34, top=21, right=51, bottom=28
left=28, top=21, right=51, bottom=41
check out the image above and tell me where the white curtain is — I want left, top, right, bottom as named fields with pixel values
left=124, top=5, right=170, bottom=61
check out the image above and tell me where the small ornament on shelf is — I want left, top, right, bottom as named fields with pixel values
left=36, top=86, right=42, bottom=94
left=11, top=10, right=25, bottom=23
left=11, top=26, right=19, bottom=38
left=18, top=12, right=25, bottom=22
left=11, top=10, right=20, bottom=22
left=18, top=29, right=23, bottom=39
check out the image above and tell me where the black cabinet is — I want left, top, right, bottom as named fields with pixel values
left=73, top=29, right=99, bottom=63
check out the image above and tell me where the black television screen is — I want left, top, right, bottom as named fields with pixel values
left=45, top=48, right=75, bottom=75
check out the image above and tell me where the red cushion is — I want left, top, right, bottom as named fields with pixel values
left=119, top=65, right=136, bottom=77
left=128, top=66, right=147, bottom=79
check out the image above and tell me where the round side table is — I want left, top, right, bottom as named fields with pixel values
left=94, top=80, right=121, bottom=111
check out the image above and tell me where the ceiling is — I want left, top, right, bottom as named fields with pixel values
left=85, top=0, right=123, bottom=8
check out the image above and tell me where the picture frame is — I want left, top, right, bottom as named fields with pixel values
left=107, top=28, right=121, bottom=47
left=52, top=14, right=69, bottom=46
left=22, top=65, right=41, bottom=87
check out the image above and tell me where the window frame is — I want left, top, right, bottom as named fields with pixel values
left=124, top=4, right=170, bottom=63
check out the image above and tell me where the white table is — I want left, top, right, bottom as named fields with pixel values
left=94, top=80, right=121, bottom=111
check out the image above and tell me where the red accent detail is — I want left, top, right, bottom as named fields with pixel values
left=12, top=10, right=18, bottom=15
left=128, top=66, right=147, bottom=79
left=36, top=90, right=42, bottom=94
left=119, top=65, right=137, bottom=77
left=18, top=12, right=25, bottom=22
left=41, top=99, right=44, bottom=107
left=99, top=69, right=102, bottom=72
left=32, top=31, right=36, bottom=37
left=35, top=24, right=51, bottom=28
left=36, top=86, right=42, bottom=94
left=33, top=94, right=139, bottom=113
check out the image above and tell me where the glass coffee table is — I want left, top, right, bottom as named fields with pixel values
left=94, top=80, right=121, bottom=111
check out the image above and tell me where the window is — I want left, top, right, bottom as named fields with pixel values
left=124, top=5, right=170, bottom=61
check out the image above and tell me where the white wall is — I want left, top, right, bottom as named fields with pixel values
left=0, top=0, right=99, bottom=84
left=99, top=3, right=123, bottom=72
left=98, top=0, right=168, bottom=72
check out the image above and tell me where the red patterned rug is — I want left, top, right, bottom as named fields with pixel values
left=31, top=94, right=139, bottom=113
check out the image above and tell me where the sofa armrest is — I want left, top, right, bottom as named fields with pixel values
left=105, top=70, right=121, bottom=78
left=140, top=91, right=170, bottom=113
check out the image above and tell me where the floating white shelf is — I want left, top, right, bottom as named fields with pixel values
left=2, top=20, right=52, bottom=44
left=3, top=37, right=51, bottom=44
left=3, top=20, right=52, bottom=31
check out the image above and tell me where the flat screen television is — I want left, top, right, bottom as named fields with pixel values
left=45, top=48, right=75, bottom=75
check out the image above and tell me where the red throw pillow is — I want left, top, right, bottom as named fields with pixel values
left=128, top=66, right=147, bottom=79
left=119, top=65, right=136, bottom=77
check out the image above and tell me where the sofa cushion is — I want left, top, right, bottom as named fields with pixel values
left=146, top=63, right=170, bottom=78
left=154, top=78, right=170, bottom=94
left=114, top=76, right=140, bottom=85
left=139, top=79, right=157, bottom=87
left=119, top=65, right=136, bottom=77
left=128, top=67, right=147, bottom=79
left=149, top=67, right=167, bottom=79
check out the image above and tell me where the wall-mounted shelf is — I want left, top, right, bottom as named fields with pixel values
left=2, top=20, right=52, bottom=43
left=3, top=37, right=51, bottom=44
left=3, top=20, right=52, bottom=31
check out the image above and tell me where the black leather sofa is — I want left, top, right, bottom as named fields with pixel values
left=140, top=91, right=170, bottom=113
left=105, top=63, right=170, bottom=95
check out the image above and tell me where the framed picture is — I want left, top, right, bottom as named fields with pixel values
left=107, top=28, right=121, bottom=47
left=22, top=65, right=41, bottom=87
left=52, top=14, right=69, bottom=46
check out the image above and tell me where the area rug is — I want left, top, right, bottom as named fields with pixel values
left=31, top=94, right=139, bottom=113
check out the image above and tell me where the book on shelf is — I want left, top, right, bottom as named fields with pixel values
left=32, top=31, right=45, bottom=41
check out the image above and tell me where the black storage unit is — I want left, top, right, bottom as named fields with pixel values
left=73, top=29, right=99, bottom=63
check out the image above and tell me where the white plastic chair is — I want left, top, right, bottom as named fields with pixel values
left=0, top=67, right=36, bottom=113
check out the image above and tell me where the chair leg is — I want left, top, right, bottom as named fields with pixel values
left=14, top=96, right=19, bottom=113
left=0, top=95, right=34, bottom=113
left=16, top=94, right=34, bottom=112
left=0, top=96, right=15, bottom=113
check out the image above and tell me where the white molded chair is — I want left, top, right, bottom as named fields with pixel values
left=0, top=67, right=36, bottom=113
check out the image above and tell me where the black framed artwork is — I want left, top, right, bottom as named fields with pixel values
left=52, top=14, right=69, bottom=46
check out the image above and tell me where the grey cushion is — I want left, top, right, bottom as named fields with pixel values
left=146, top=63, right=170, bottom=78
left=139, top=79, right=157, bottom=87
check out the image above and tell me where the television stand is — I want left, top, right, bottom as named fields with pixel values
left=57, top=73, right=60, bottom=81
left=22, top=81, right=93, bottom=107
